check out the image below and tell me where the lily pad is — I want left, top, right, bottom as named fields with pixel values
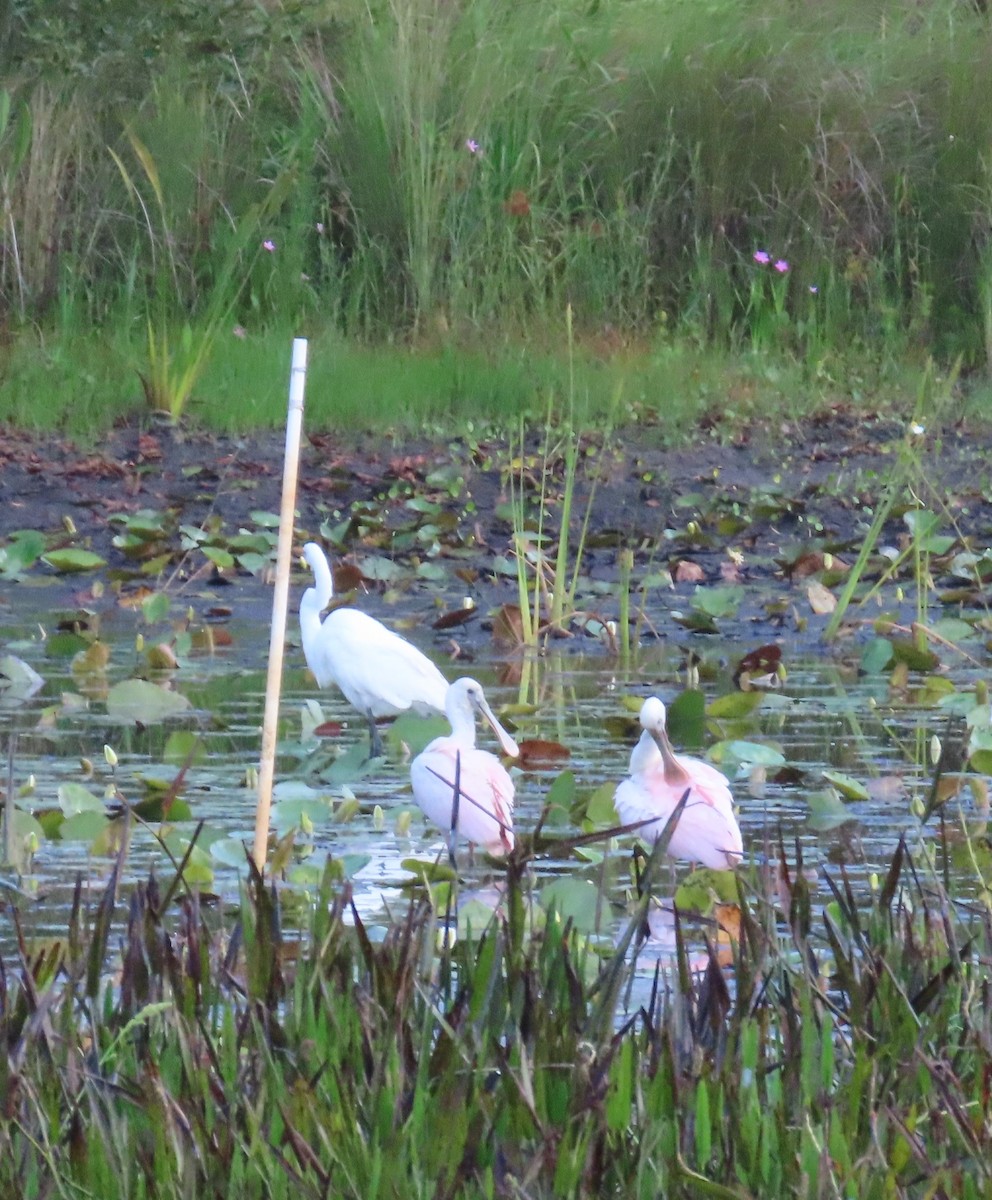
left=106, top=679, right=192, bottom=724
left=707, top=691, right=764, bottom=719
left=807, top=788, right=859, bottom=832
left=58, top=782, right=105, bottom=816
left=42, top=549, right=107, bottom=573
left=691, top=585, right=745, bottom=619
left=860, top=637, right=894, bottom=674
left=821, top=771, right=869, bottom=801
left=667, top=690, right=706, bottom=746
left=0, top=530, right=45, bottom=578
left=585, top=780, right=619, bottom=826
left=59, top=810, right=110, bottom=843
left=543, top=769, right=577, bottom=826
left=708, top=740, right=785, bottom=770
left=968, top=728, right=992, bottom=775
left=0, top=654, right=44, bottom=697
left=674, top=867, right=740, bottom=913
left=540, top=877, right=602, bottom=932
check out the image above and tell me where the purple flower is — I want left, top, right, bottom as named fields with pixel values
left=466, top=138, right=481, bottom=155
left=809, top=285, right=818, bottom=294
left=774, top=259, right=789, bottom=273
left=753, top=250, right=770, bottom=265
left=262, top=239, right=276, bottom=253
left=315, top=222, right=325, bottom=234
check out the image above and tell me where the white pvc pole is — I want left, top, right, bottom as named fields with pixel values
left=252, top=338, right=308, bottom=871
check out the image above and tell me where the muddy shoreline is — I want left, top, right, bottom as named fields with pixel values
left=2, top=414, right=990, bottom=655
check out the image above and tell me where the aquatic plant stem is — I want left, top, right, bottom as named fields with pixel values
left=253, top=337, right=308, bottom=871
left=4, top=734, right=14, bottom=866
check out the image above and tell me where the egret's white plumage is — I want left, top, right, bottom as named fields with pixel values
left=299, top=542, right=448, bottom=754
left=410, top=678, right=519, bottom=854
left=614, top=696, right=743, bottom=870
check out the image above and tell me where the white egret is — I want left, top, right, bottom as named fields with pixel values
left=299, top=542, right=448, bottom=756
left=410, top=678, right=519, bottom=855
left=614, top=696, right=743, bottom=869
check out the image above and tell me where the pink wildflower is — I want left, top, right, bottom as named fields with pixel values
left=774, top=259, right=789, bottom=273
left=466, top=138, right=481, bottom=155
left=262, top=239, right=276, bottom=253
left=753, top=250, right=770, bottom=265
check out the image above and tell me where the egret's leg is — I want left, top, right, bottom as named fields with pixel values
left=367, top=711, right=384, bottom=759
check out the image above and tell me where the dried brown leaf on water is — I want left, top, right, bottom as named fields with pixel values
left=145, top=643, right=178, bottom=670
left=733, top=643, right=782, bottom=687
left=492, top=603, right=525, bottom=648
left=674, top=560, right=705, bottom=583
left=714, top=902, right=742, bottom=943
left=332, top=562, right=367, bottom=593
left=313, top=721, right=344, bottom=738
left=806, top=580, right=836, bottom=614
left=516, top=739, right=571, bottom=769
left=432, top=605, right=476, bottom=631
left=865, top=775, right=908, bottom=804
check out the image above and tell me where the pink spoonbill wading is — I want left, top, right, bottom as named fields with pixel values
left=614, top=696, right=743, bottom=870
left=299, top=542, right=449, bottom=757
left=410, top=678, right=519, bottom=857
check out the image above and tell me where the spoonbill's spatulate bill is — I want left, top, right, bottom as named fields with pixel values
left=299, top=542, right=448, bottom=756
left=410, top=678, right=519, bottom=855
left=614, top=696, right=743, bottom=870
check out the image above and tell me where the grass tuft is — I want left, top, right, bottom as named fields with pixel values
left=4, top=824, right=992, bottom=1195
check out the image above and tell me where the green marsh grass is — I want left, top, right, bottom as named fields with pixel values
left=5, top=823, right=992, bottom=1196
left=110, top=127, right=296, bottom=423
left=5, top=0, right=992, bottom=402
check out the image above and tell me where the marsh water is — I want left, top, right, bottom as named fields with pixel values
left=2, top=572, right=982, bottom=959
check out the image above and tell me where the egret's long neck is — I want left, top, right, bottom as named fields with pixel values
left=307, top=553, right=334, bottom=609
left=299, top=586, right=326, bottom=663
left=300, top=552, right=334, bottom=665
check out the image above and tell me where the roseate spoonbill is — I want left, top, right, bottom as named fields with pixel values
left=614, top=696, right=743, bottom=870
left=410, top=678, right=519, bottom=855
left=299, top=542, right=448, bottom=756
